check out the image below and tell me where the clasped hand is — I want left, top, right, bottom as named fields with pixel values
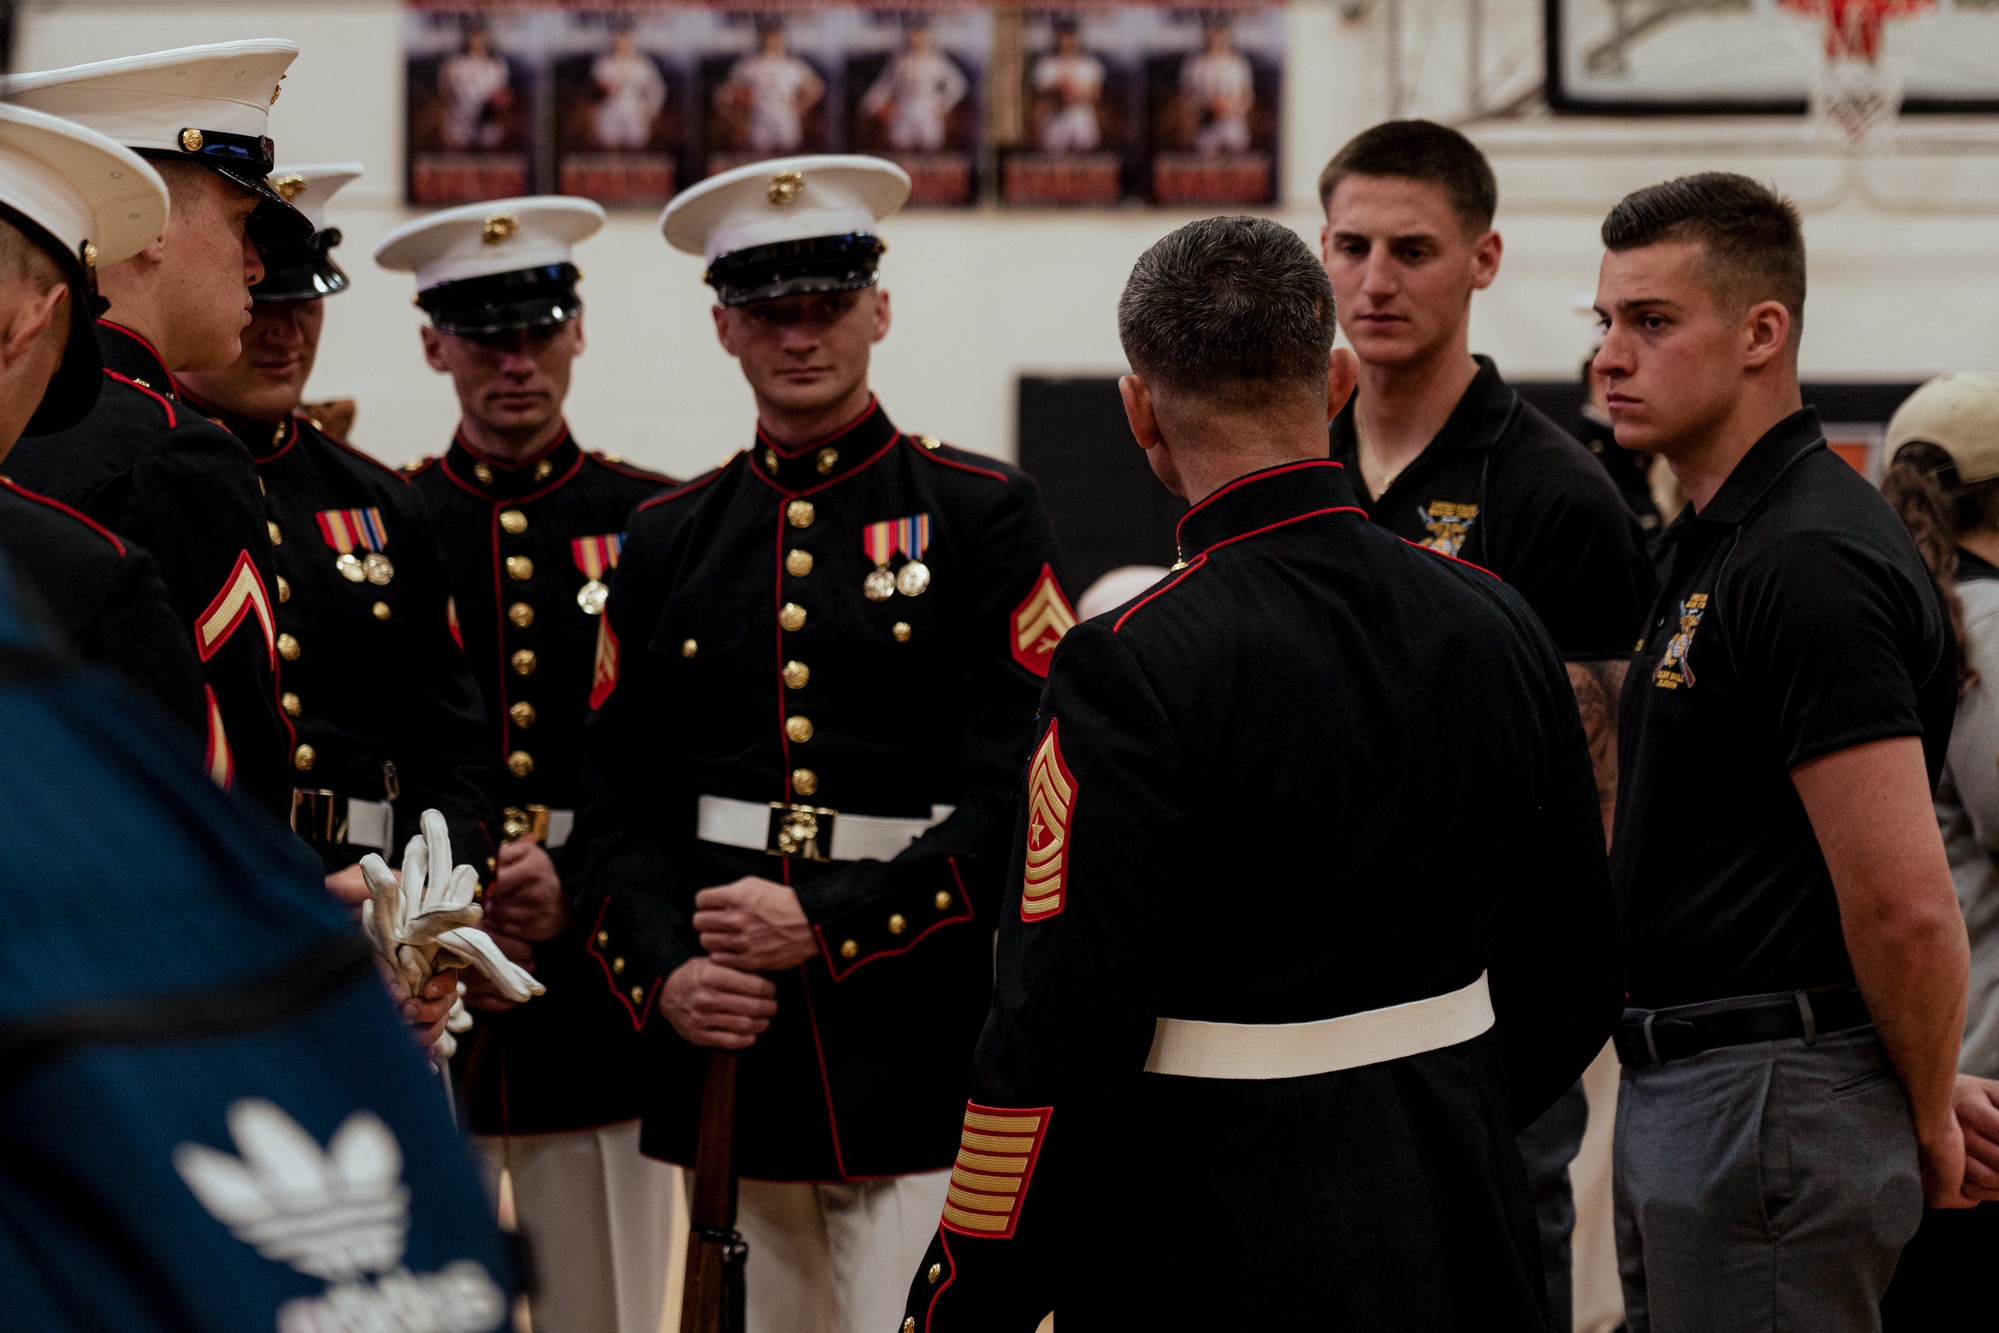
left=659, top=876, right=817, bottom=1049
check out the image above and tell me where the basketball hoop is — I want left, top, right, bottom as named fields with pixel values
left=1779, top=0, right=1933, bottom=148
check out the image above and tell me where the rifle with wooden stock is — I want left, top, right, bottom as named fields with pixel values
left=679, top=1050, right=748, bottom=1333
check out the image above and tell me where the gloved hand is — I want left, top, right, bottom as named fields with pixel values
left=359, top=809, right=544, bottom=1007
left=435, top=985, right=476, bottom=1061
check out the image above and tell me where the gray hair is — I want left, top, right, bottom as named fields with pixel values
left=1117, top=216, right=1334, bottom=406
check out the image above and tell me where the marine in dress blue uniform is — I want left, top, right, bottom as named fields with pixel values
left=379, top=196, right=679, bottom=1333
left=178, top=164, right=499, bottom=877
left=571, top=155, right=1073, bottom=1332
left=2, top=42, right=316, bottom=820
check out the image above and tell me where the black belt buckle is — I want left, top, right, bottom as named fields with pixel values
left=765, top=802, right=837, bottom=861
left=291, top=788, right=347, bottom=850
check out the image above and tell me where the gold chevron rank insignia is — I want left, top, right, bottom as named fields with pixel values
left=940, top=1102, right=1052, bottom=1239
left=1010, top=563, right=1076, bottom=678
left=195, top=551, right=276, bottom=665
left=1022, top=720, right=1075, bottom=921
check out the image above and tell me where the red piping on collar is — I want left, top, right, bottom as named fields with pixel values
left=755, top=395, right=879, bottom=459
left=104, top=371, right=177, bottom=428
left=1401, top=537, right=1500, bottom=580
left=0, top=476, right=127, bottom=555
left=442, top=435, right=585, bottom=503
left=1113, top=504, right=1368, bottom=632
left=97, top=319, right=179, bottom=396
left=749, top=434, right=901, bottom=499
left=1173, top=458, right=1344, bottom=550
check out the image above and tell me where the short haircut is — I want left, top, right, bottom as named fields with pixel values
left=1118, top=215, right=1334, bottom=406
left=138, top=155, right=214, bottom=223
left=1600, top=172, right=1805, bottom=345
left=1317, top=119, right=1498, bottom=234
left=0, top=214, right=65, bottom=293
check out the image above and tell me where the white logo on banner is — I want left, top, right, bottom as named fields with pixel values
left=173, top=1098, right=505, bottom=1333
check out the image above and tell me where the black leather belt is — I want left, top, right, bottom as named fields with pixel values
left=1614, top=984, right=1872, bottom=1068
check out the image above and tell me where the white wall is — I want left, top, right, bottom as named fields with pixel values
left=17, top=0, right=1999, bottom=482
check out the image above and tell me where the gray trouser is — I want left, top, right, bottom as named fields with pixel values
left=1518, top=1080, right=1589, bottom=1332
left=1613, top=1026, right=1924, bottom=1333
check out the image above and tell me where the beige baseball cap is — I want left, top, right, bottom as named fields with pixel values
left=1887, top=372, right=1999, bottom=483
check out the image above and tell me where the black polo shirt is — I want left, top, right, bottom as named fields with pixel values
left=1331, top=356, right=1653, bottom=660
left=1611, top=408, right=1955, bottom=1008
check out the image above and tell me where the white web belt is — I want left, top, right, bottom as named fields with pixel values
left=697, top=794, right=953, bottom=864
left=1143, top=971, right=1494, bottom=1081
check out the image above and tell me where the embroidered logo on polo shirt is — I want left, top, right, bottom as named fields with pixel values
left=940, top=1103, right=1052, bottom=1239
left=1655, top=592, right=1709, bottom=689
left=1416, top=500, right=1479, bottom=558
left=1023, top=721, right=1075, bottom=921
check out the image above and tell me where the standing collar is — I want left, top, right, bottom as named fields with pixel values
left=97, top=319, right=180, bottom=399
left=750, top=397, right=901, bottom=493
left=1685, top=407, right=1824, bottom=528
left=445, top=427, right=584, bottom=499
left=1331, top=354, right=1513, bottom=470
left=1175, top=459, right=1363, bottom=561
left=177, top=386, right=297, bottom=461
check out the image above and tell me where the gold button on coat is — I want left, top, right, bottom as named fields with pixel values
left=779, top=602, right=807, bottom=632
left=276, top=575, right=291, bottom=603
left=892, top=621, right=912, bottom=642
left=785, top=715, right=814, bottom=743
left=762, top=447, right=779, bottom=472
left=267, top=520, right=282, bottom=545
left=840, top=939, right=859, bottom=959
left=292, top=744, right=316, bottom=771
left=935, top=890, right=952, bottom=911
left=785, top=548, right=814, bottom=577
left=597, top=930, right=610, bottom=946
left=511, top=649, right=537, bottom=676
left=681, top=638, right=698, bottom=658
left=507, top=750, right=534, bottom=777
left=783, top=660, right=810, bottom=689
left=499, top=508, right=528, bottom=534
left=281, top=691, right=302, bottom=717
left=534, top=460, right=553, bottom=481
left=473, top=462, right=495, bottom=485
left=791, top=768, right=818, bottom=797
left=372, top=601, right=392, bottom=620
left=505, top=555, right=534, bottom=581
left=277, top=633, right=300, bottom=661
left=630, top=985, right=643, bottom=1003
left=904, top=1319, right=916, bottom=1333
left=612, top=957, right=626, bottom=974
left=815, top=447, right=839, bottom=474
left=510, top=701, right=537, bottom=728
left=927, top=1263, right=941, bottom=1284
left=508, top=601, right=534, bottom=628
left=786, top=499, right=815, bottom=528
left=887, top=913, right=907, bottom=935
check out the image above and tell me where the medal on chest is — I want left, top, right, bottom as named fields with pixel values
left=861, top=513, right=932, bottom=601
left=571, top=533, right=625, bottom=615
left=315, top=507, right=394, bottom=585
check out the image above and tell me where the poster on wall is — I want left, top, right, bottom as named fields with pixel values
left=999, top=5, right=1282, bottom=209
left=1546, top=0, right=1999, bottom=114
left=405, top=7, right=543, bottom=205
left=403, top=2, right=1279, bottom=209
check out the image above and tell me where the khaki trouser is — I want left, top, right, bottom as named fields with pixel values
left=475, top=1120, right=678, bottom=1333
left=735, top=1169, right=951, bottom=1333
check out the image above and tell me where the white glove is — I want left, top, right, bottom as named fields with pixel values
left=434, top=987, right=475, bottom=1061
left=359, top=809, right=545, bottom=1006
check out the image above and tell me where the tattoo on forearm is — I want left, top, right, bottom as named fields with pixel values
left=1567, top=659, right=1628, bottom=846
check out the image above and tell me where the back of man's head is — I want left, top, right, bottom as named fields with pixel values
left=0, top=214, right=63, bottom=295
left=1317, top=119, right=1497, bottom=234
left=1118, top=215, right=1333, bottom=411
left=1601, top=172, right=1805, bottom=349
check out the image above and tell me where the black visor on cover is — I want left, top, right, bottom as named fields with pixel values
left=705, top=233, right=886, bottom=308
left=253, top=228, right=349, bottom=303
left=416, top=263, right=583, bottom=337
